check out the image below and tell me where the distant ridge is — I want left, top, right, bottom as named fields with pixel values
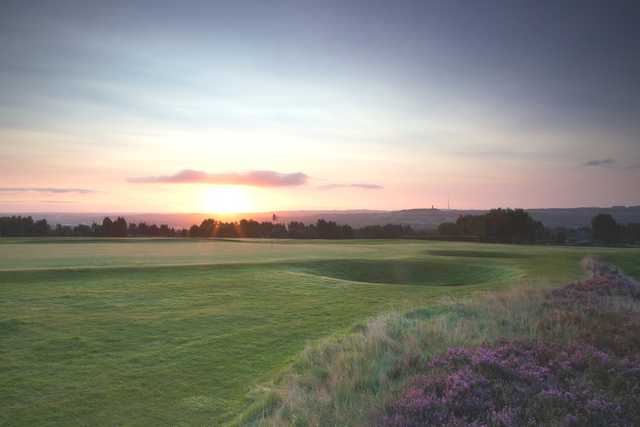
left=3, top=206, right=640, bottom=230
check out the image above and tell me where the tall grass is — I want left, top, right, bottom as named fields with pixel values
left=240, top=257, right=640, bottom=426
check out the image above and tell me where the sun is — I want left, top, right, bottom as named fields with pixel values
left=201, top=186, right=253, bottom=213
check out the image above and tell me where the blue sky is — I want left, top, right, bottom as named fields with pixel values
left=1, top=0, right=639, bottom=212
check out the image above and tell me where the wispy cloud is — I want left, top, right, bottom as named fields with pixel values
left=128, top=169, right=308, bottom=187
left=0, top=199, right=78, bottom=204
left=0, top=187, right=97, bottom=194
left=582, top=158, right=616, bottom=167
left=318, top=183, right=383, bottom=190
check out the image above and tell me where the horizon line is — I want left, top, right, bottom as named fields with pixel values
left=2, top=205, right=640, bottom=216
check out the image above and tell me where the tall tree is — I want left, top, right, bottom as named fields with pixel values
left=102, top=217, right=114, bottom=237
left=591, top=214, right=620, bottom=243
left=113, top=217, right=128, bottom=237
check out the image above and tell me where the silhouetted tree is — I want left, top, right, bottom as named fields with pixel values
left=239, top=219, right=263, bottom=237
left=287, top=221, right=307, bottom=238
left=592, top=214, right=620, bottom=243
left=113, top=217, right=128, bottom=237
left=216, top=222, right=238, bottom=237
left=270, top=223, right=288, bottom=238
left=625, top=223, right=640, bottom=243
left=455, top=209, right=542, bottom=243
left=0, top=216, right=53, bottom=236
left=198, top=219, right=216, bottom=237
left=33, top=219, right=51, bottom=236
left=74, top=224, right=92, bottom=236
left=101, top=217, right=114, bottom=237
left=438, top=222, right=460, bottom=236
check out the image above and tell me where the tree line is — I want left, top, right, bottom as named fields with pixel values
left=590, top=213, right=640, bottom=244
left=436, top=209, right=640, bottom=244
left=437, top=208, right=544, bottom=243
left=0, top=216, right=415, bottom=239
left=0, top=216, right=184, bottom=238
left=1, top=211, right=638, bottom=244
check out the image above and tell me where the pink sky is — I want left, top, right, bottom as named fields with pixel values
left=2, top=2, right=639, bottom=212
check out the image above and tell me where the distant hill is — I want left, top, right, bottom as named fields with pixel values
left=5, top=206, right=640, bottom=230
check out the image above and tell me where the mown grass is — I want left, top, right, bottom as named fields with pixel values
left=0, top=239, right=638, bottom=425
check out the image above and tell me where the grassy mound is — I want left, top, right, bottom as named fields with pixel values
left=426, top=249, right=526, bottom=259
left=291, top=259, right=515, bottom=286
left=242, top=258, right=640, bottom=426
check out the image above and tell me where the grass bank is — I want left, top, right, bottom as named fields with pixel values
left=243, top=257, right=640, bottom=426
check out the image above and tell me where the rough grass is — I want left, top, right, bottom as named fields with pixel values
left=1, top=239, right=639, bottom=425
left=245, top=258, right=640, bottom=426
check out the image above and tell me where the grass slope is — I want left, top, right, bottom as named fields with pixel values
left=1, top=239, right=638, bottom=425
left=250, top=258, right=640, bottom=426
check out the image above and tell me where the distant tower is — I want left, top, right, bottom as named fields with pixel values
left=272, top=213, right=277, bottom=223
left=448, top=194, right=450, bottom=210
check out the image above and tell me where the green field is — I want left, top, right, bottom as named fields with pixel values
left=1, top=238, right=639, bottom=425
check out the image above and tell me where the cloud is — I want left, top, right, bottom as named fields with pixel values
left=0, top=200, right=78, bottom=204
left=582, top=158, right=616, bottom=167
left=318, top=183, right=383, bottom=190
left=128, top=169, right=308, bottom=187
left=579, top=158, right=640, bottom=170
left=0, top=187, right=96, bottom=194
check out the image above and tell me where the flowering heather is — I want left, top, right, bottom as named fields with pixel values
left=381, top=341, right=640, bottom=427
left=381, top=260, right=640, bottom=426
left=550, top=258, right=640, bottom=303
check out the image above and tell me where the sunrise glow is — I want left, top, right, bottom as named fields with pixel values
left=0, top=2, right=638, bottom=212
left=201, top=186, right=253, bottom=214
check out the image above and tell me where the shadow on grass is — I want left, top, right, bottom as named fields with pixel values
left=427, top=249, right=527, bottom=259
left=288, top=259, right=515, bottom=286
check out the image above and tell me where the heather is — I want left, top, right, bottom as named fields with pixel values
left=245, top=257, right=640, bottom=426
left=550, top=257, right=640, bottom=304
left=382, top=342, right=640, bottom=426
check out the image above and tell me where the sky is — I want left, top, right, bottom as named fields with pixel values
left=1, top=0, right=639, bottom=213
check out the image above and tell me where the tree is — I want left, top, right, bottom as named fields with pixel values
left=102, top=217, right=114, bottom=237
left=113, top=217, right=128, bottom=237
left=438, top=222, right=460, bottom=236
left=270, top=224, right=288, bottom=238
left=456, top=214, right=487, bottom=239
left=239, top=219, right=263, bottom=237
left=216, top=222, right=238, bottom=237
left=591, top=214, right=620, bottom=243
left=198, top=219, right=216, bottom=237
left=0, top=216, right=41, bottom=236
left=74, top=224, right=92, bottom=236
left=455, top=209, right=542, bottom=243
left=625, top=223, right=640, bottom=243
left=32, top=219, right=51, bottom=236
left=341, top=224, right=354, bottom=238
